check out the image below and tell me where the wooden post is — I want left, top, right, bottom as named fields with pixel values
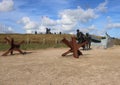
left=55, top=38, right=58, bottom=44
left=43, top=39, right=45, bottom=44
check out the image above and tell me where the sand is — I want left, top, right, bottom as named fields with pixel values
left=0, top=46, right=120, bottom=85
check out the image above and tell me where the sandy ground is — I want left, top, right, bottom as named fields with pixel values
left=0, top=46, right=120, bottom=85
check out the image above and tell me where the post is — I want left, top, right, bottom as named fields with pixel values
left=43, top=39, right=45, bottom=44
left=55, top=38, right=57, bottom=44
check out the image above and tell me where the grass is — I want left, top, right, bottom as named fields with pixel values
left=0, top=34, right=72, bottom=51
left=0, top=34, right=120, bottom=51
left=113, top=38, right=120, bottom=45
left=21, top=43, right=67, bottom=50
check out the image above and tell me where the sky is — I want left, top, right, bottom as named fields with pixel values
left=0, top=0, right=120, bottom=38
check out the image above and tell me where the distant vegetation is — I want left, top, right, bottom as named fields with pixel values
left=113, top=38, right=120, bottom=45
left=0, top=34, right=120, bottom=51
left=0, top=34, right=73, bottom=51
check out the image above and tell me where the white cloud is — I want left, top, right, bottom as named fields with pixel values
left=61, top=23, right=76, bottom=32
left=18, top=6, right=99, bottom=33
left=79, top=25, right=97, bottom=33
left=7, top=26, right=14, bottom=33
left=18, top=17, right=37, bottom=30
left=8, top=26, right=13, bottom=31
left=57, top=7, right=98, bottom=33
left=38, top=25, right=46, bottom=33
left=59, top=7, right=97, bottom=23
left=57, top=0, right=108, bottom=33
left=19, top=17, right=30, bottom=24
left=38, top=16, right=59, bottom=33
left=18, top=0, right=108, bottom=34
left=41, top=16, right=57, bottom=26
left=96, top=0, right=108, bottom=12
left=58, top=14, right=73, bottom=25
left=105, top=16, right=120, bottom=30
left=88, top=25, right=97, bottom=30
left=107, top=23, right=120, bottom=29
left=97, top=16, right=120, bottom=36
left=0, top=0, right=14, bottom=12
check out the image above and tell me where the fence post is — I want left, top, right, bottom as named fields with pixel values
left=55, top=38, right=58, bottom=44
left=43, top=39, right=45, bottom=44
left=26, top=38, right=30, bottom=44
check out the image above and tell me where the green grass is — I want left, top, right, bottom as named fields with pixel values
left=0, top=44, right=10, bottom=51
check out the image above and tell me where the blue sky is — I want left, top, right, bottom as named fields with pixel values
left=0, top=0, right=120, bottom=38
